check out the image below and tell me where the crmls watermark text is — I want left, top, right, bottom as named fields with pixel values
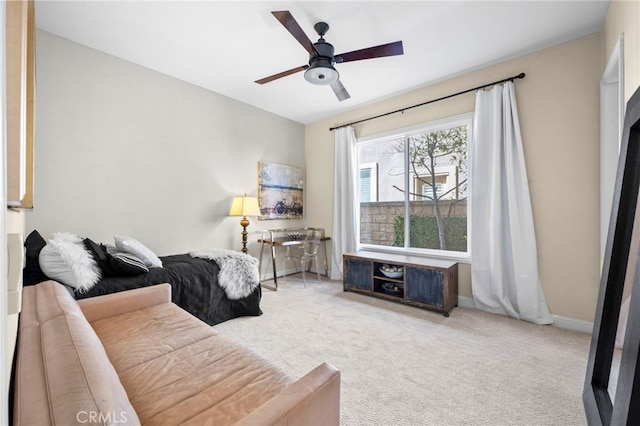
left=76, top=411, right=129, bottom=424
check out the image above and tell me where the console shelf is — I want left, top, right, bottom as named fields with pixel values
left=343, top=251, right=458, bottom=316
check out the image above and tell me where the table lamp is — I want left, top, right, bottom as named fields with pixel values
left=229, top=194, right=261, bottom=253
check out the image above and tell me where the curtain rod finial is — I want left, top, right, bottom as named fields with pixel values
left=516, top=72, right=525, bottom=79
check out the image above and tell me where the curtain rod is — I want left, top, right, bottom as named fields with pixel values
left=329, top=72, right=525, bottom=131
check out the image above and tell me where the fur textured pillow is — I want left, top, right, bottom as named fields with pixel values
left=38, top=232, right=101, bottom=293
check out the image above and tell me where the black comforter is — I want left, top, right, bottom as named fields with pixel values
left=75, top=254, right=262, bottom=325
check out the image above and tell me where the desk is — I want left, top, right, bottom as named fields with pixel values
left=258, top=228, right=330, bottom=291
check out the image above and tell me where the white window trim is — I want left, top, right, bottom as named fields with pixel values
left=356, top=112, right=473, bottom=262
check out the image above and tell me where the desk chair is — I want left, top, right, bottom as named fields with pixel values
left=284, top=229, right=322, bottom=287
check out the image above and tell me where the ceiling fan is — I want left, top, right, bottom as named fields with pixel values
left=255, top=11, right=404, bottom=102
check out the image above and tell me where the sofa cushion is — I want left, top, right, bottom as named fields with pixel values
left=14, top=281, right=140, bottom=425
left=90, top=302, right=293, bottom=425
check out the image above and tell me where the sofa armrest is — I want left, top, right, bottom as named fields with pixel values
left=236, top=362, right=341, bottom=426
left=77, top=283, right=172, bottom=323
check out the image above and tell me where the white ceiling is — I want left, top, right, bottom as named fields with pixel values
left=34, top=1, right=610, bottom=124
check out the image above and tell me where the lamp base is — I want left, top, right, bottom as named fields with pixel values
left=240, top=216, right=250, bottom=253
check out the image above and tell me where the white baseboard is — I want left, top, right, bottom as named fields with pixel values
left=457, top=295, right=475, bottom=309
left=260, top=266, right=307, bottom=281
left=552, top=315, right=593, bottom=334
left=457, top=296, right=593, bottom=334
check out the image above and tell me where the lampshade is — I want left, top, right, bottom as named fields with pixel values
left=229, top=195, right=261, bottom=217
left=304, top=64, right=339, bottom=85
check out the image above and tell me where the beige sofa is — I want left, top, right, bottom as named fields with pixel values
left=13, top=280, right=340, bottom=425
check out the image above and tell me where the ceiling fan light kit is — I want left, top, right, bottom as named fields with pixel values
left=256, top=11, right=404, bottom=101
left=304, top=64, right=339, bottom=85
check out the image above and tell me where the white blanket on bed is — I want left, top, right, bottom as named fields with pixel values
left=189, top=249, right=260, bottom=300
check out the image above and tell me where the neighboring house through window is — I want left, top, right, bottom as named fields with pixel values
left=356, top=113, right=472, bottom=257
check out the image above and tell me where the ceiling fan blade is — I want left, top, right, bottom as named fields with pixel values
left=337, top=41, right=404, bottom=63
left=271, top=11, right=317, bottom=55
left=330, top=80, right=350, bottom=102
left=255, top=65, right=308, bottom=85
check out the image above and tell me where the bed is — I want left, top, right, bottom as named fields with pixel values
left=24, top=231, right=262, bottom=326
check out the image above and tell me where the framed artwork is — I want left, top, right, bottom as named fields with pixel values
left=6, top=0, right=35, bottom=208
left=583, top=85, right=640, bottom=425
left=258, top=161, right=304, bottom=220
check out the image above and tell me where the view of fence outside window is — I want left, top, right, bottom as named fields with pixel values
left=357, top=114, right=472, bottom=254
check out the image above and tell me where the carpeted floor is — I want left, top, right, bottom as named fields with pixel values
left=214, top=275, right=591, bottom=426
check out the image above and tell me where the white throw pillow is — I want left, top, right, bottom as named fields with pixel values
left=38, top=232, right=101, bottom=292
left=114, top=235, right=163, bottom=268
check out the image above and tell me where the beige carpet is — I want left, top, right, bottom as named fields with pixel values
left=214, top=275, right=591, bottom=426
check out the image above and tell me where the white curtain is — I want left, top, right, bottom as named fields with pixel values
left=470, top=82, right=553, bottom=325
left=330, top=126, right=358, bottom=280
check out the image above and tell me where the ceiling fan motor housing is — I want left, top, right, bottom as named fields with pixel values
left=305, top=35, right=338, bottom=85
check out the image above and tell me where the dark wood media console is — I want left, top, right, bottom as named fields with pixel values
left=343, top=251, right=458, bottom=316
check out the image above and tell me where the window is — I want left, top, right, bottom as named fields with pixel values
left=359, top=162, right=378, bottom=202
left=356, top=114, right=472, bottom=257
left=422, top=182, right=443, bottom=200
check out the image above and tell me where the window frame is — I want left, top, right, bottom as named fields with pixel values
left=355, top=112, right=473, bottom=262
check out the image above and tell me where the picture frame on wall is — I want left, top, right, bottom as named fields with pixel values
left=258, top=161, right=304, bottom=220
left=6, top=0, right=35, bottom=208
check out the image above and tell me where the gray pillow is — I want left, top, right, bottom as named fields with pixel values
left=114, top=235, right=163, bottom=268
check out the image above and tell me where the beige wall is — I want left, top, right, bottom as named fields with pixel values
left=306, top=34, right=602, bottom=323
